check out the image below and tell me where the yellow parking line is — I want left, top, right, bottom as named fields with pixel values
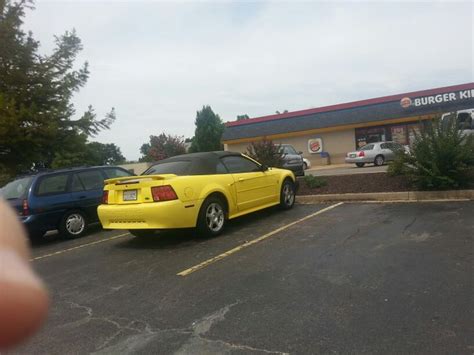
left=177, top=202, right=344, bottom=277
left=30, top=232, right=131, bottom=261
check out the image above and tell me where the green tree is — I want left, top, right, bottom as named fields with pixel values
left=50, top=142, right=125, bottom=168
left=236, top=114, right=249, bottom=121
left=246, top=138, right=284, bottom=168
left=139, top=133, right=186, bottom=162
left=189, top=105, right=224, bottom=152
left=388, top=115, right=474, bottom=189
left=0, top=0, right=115, bottom=177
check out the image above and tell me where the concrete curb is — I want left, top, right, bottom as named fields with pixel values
left=297, top=190, right=474, bottom=203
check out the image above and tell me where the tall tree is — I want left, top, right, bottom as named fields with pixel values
left=0, top=0, right=115, bottom=176
left=190, top=105, right=224, bottom=152
left=139, top=133, right=186, bottom=162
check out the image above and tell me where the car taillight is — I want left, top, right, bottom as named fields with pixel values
left=22, top=199, right=29, bottom=216
left=151, top=185, right=178, bottom=202
left=102, top=190, right=109, bottom=204
left=358, top=151, right=365, bottom=157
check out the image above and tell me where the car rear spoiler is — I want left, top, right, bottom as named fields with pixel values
left=104, top=174, right=177, bottom=185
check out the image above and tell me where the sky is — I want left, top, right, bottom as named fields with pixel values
left=24, top=0, right=473, bottom=161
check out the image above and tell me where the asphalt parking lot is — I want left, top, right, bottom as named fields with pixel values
left=15, top=201, right=474, bottom=354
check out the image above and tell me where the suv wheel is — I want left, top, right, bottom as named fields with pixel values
left=60, top=210, right=87, bottom=238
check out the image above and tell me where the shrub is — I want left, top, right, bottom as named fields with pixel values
left=246, top=138, right=284, bottom=168
left=303, top=175, right=327, bottom=189
left=388, top=116, right=474, bottom=190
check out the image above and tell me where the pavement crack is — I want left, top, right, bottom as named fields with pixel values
left=403, top=216, right=417, bottom=235
left=174, top=301, right=289, bottom=354
left=191, top=301, right=238, bottom=335
left=206, top=338, right=290, bottom=354
left=342, top=227, right=360, bottom=245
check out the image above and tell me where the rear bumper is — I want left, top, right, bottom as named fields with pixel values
left=345, top=157, right=372, bottom=164
left=20, top=215, right=58, bottom=234
left=98, top=200, right=200, bottom=230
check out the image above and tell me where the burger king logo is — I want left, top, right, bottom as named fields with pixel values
left=310, top=141, right=320, bottom=152
left=308, top=138, right=323, bottom=154
left=400, top=97, right=412, bottom=108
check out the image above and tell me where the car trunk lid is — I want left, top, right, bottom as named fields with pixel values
left=103, top=174, right=177, bottom=205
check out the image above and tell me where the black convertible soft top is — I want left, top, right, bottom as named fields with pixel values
left=143, top=151, right=246, bottom=176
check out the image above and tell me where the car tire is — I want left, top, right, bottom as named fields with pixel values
left=303, top=162, right=308, bottom=170
left=59, top=210, right=87, bottom=239
left=356, top=163, right=365, bottom=168
left=374, top=155, right=385, bottom=166
left=197, top=196, right=226, bottom=237
left=279, top=179, right=296, bottom=210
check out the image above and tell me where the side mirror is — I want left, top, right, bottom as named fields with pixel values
left=298, top=151, right=303, bottom=155
left=261, top=164, right=269, bottom=171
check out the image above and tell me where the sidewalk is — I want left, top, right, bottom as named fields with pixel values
left=297, top=190, right=474, bottom=203
left=306, top=163, right=349, bottom=171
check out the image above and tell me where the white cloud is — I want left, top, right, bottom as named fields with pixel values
left=25, top=0, right=473, bottom=160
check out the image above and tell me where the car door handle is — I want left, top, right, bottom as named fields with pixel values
left=79, top=195, right=87, bottom=199
left=238, top=178, right=246, bottom=182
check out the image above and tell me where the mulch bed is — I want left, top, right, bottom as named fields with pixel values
left=297, top=172, right=414, bottom=195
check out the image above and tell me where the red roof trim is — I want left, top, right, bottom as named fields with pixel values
left=226, top=82, right=474, bottom=127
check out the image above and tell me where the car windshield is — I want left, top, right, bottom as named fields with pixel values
left=282, top=146, right=297, bottom=154
left=143, top=161, right=191, bottom=175
left=0, top=176, right=33, bottom=199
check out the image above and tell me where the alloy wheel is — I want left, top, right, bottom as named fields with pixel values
left=283, top=183, right=295, bottom=206
left=205, top=202, right=224, bottom=232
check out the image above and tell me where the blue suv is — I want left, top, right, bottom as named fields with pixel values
left=0, top=166, right=133, bottom=240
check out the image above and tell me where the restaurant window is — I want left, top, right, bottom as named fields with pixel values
left=355, top=126, right=387, bottom=148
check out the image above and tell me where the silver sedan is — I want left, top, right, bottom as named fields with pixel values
left=345, top=141, right=407, bottom=167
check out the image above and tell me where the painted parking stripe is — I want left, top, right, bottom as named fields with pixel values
left=177, top=202, right=344, bottom=277
left=30, top=232, right=130, bottom=261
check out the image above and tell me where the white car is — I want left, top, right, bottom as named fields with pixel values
left=303, top=158, right=311, bottom=170
left=345, top=141, right=407, bottom=167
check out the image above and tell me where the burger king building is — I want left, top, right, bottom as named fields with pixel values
left=222, top=83, right=474, bottom=166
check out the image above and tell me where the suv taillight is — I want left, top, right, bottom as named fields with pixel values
left=358, top=151, right=365, bottom=157
left=22, top=199, right=29, bottom=216
left=151, top=185, right=178, bottom=202
left=102, top=190, right=109, bottom=204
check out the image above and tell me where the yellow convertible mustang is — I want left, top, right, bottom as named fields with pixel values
left=98, top=151, right=297, bottom=237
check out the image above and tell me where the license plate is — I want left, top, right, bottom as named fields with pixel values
left=350, top=154, right=356, bottom=158
left=123, top=189, right=137, bottom=201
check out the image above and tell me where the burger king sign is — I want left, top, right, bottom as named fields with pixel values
left=308, top=138, right=323, bottom=154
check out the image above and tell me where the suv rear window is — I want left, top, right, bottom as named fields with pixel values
left=0, top=177, right=33, bottom=199
left=75, top=170, right=104, bottom=190
left=103, top=168, right=132, bottom=178
left=37, top=174, right=69, bottom=195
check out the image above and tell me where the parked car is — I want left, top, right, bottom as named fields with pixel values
left=0, top=166, right=133, bottom=240
left=279, top=144, right=305, bottom=176
left=303, top=158, right=311, bottom=170
left=98, top=151, right=296, bottom=238
left=345, top=141, right=407, bottom=167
